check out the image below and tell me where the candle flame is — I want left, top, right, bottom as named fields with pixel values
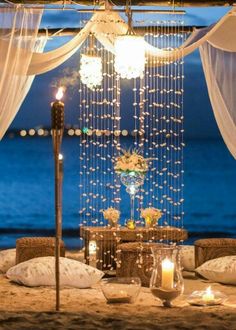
left=89, top=240, right=97, bottom=254
left=162, top=258, right=174, bottom=270
left=56, top=87, right=64, bottom=101
left=206, top=286, right=212, bottom=294
left=202, top=286, right=215, bottom=302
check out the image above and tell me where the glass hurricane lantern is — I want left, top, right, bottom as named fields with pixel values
left=150, top=245, right=184, bottom=307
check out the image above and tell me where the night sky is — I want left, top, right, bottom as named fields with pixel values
left=10, top=6, right=230, bottom=139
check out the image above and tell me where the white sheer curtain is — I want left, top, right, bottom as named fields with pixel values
left=0, top=6, right=43, bottom=139
left=200, top=42, right=236, bottom=159
left=1, top=5, right=236, bottom=157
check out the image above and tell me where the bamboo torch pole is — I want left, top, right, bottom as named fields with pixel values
left=51, top=87, right=64, bottom=312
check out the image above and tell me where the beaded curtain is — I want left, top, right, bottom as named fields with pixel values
left=132, top=13, right=185, bottom=243
left=78, top=17, right=121, bottom=268
left=78, top=12, right=185, bottom=269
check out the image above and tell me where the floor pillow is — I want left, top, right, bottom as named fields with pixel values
left=0, top=249, right=16, bottom=273
left=196, top=255, right=236, bottom=285
left=7, top=256, right=104, bottom=288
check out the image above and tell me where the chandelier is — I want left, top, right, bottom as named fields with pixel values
left=79, top=34, right=103, bottom=89
left=114, top=4, right=145, bottom=79
left=114, top=35, right=145, bottom=79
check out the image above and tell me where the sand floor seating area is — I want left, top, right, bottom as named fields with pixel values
left=1, top=275, right=236, bottom=330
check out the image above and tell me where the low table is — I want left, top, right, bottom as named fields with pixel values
left=80, top=226, right=188, bottom=270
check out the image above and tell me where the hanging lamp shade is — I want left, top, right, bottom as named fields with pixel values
left=79, top=54, right=103, bottom=89
left=114, top=35, right=145, bottom=79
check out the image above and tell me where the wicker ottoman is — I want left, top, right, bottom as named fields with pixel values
left=116, top=242, right=161, bottom=287
left=16, top=237, right=65, bottom=264
left=194, top=238, right=236, bottom=268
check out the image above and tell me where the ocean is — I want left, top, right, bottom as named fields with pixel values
left=0, top=136, right=236, bottom=249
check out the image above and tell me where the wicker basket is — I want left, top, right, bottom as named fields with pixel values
left=116, top=242, right=161, bottom=287
left=16, top=237, right=65, bottom=264
left=195, top=238, right=236, bottom=268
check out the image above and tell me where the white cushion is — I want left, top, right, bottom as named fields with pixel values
left=6, top=256, right=104, bottom=288
left=0, top=249, right=16, bottom=273
left=180, top=245, right=195, bottom=271
left=196, top=256, right=236, bottom=285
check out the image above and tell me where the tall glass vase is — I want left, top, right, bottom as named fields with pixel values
left=150, top=245, right=183, bottom=307
left=120, top=171, right=145, bottom=222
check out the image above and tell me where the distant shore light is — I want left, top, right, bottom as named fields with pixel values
left=20, top=130, right=27, bottom=137
left=29, top=129, right=35, bottom=136
left=37, top=128, right=44, bottom=136
left=68, top=129, right=75, bottom=136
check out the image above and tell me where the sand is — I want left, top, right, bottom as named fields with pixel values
left=1, top=272, right=236, bottom=330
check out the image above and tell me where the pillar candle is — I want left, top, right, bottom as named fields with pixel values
left=161, top=258, right=174, bottom=290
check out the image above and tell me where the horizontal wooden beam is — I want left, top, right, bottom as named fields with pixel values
left=0, top=0, right=235, bottom=6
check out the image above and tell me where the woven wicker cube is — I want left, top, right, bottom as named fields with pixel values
left=195, top=238, right=236, bottom=268
left=16, top=237, right=65, bottom=264
left=116, top=242, right=161, bottom=287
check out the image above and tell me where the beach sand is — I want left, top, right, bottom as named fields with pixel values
left=1, top=271, right=236, bottom=330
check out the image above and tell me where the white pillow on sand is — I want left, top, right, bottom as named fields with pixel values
left=0, top=249, right=16, bottom=273
left=196, top=256, right=236, bottom=285
left=180, top=245, right=195, bottom=271
left=7, top=256, right=104, bottom=288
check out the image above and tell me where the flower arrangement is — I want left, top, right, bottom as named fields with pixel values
left=141, top=207, right=162, bottom=228
left=114, top=149, right=149, bottom=174
left=102, top=207, right=120, bottom=227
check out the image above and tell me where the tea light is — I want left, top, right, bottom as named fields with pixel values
left=89, top=240, right=97, bottom=255
left=145, top=216, right=152, bottom=228
left=118, top=290, right=128, bottom=298
left=162, top=258, right=174, bottom=290
left=127, top=219, right=136, bottom=230
left=202, top=286, right=214, bottom=303
left=187, top=286, right=227, bottom=306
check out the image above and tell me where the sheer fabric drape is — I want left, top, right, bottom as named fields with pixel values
left=1, top=6, right=236, bottom=159
left=200, top=42, right=236, bottom=159
left=0, top=6, right=43, bottom=139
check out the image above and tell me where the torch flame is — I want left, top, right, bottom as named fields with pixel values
left=56, top=87, right=64, bottom=101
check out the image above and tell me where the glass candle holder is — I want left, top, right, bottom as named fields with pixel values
left=100, top=277, right=141, bottom=304
left=150, top=245, right=183, bottom=307
left=187, top=286, right=227, bottom=306
left=120, top=171, right=145, bottom=222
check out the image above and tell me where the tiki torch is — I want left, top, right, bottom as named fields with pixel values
left=51, top=87, right=64, bottom=312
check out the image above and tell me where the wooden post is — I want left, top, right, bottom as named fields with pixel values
left=51, top=90, right=64, bottom=312
left=53, top=130, right=61, bottom=311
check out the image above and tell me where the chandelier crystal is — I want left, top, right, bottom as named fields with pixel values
left=114, top=35, right=145, bottom=79
left=79, top=54, right=103, bottom=89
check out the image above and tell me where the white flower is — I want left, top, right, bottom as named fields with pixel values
left=141, top=207, right=162, bottom=221
left=103, top=207, right=120, bottom=224
left=114, top=149, right=149, bottom=173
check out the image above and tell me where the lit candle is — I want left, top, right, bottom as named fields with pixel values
left=202, top=286, right=215, bottom=303
left=145, top=216, right=152, bottom=228
left=127, top=219, right=136, bottom=230
left=89, top=240, right=97, bottom=256
left=162, top=258, right=174, bottom=290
